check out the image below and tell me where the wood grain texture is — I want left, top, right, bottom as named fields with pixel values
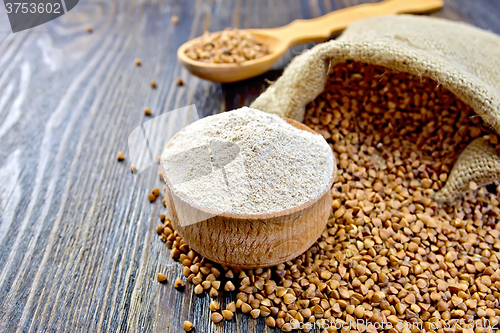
left=0, top=0, right=499, bottom=332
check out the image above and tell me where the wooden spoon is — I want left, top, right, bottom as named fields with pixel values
left=162, top=118, right=336, bottom=268
left=177, top=0, right=444, bottom=83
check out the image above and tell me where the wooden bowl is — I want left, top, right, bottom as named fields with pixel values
left=161, top=117, right=336, bottom=268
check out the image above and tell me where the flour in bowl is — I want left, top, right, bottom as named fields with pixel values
left=161, top=107, right=334, bottom=215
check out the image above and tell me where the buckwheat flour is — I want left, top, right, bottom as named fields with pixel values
left=161, top=107, right=334, bottom=215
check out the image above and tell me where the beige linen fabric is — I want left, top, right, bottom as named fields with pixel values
left=251, top=15, right=500, bottom=202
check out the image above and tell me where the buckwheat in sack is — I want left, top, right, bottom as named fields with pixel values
left=251, top=15, right=500, bottom=202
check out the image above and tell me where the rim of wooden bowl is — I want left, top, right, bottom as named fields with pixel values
left=161, top=116, right=336, bottom=221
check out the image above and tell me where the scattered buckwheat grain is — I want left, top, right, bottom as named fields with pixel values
left=183, top=321, right=193, bottom=331
left=211, top=312, right=223, bottom=323
left=174, top=277, right=185, bottom=289
left=157, top=273, right=167, bottom=283
left=222, top=309, right=233, bottom=321
left=209, top=300, right=220, bottom=312
left=117, top=151, right=125, bottom=161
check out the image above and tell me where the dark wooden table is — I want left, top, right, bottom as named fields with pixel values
left=0, top=0, right=499, bottom=332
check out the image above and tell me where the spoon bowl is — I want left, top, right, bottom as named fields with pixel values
left=177, top=0, right=444, bottom=83
left=177, top=31, right=285, bottom=83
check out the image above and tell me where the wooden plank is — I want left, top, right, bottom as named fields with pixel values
left=0, top=0, right=499, bottom=332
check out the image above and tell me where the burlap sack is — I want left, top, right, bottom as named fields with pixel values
left=251, top=15, right=500, bottom=203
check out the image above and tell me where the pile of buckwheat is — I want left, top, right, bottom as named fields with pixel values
left=158, top=61, right=500, bottom=333
left=185, top=28, right=271, bottom=64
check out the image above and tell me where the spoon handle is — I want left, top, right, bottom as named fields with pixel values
left=267, top=0, right=444, bottom=47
